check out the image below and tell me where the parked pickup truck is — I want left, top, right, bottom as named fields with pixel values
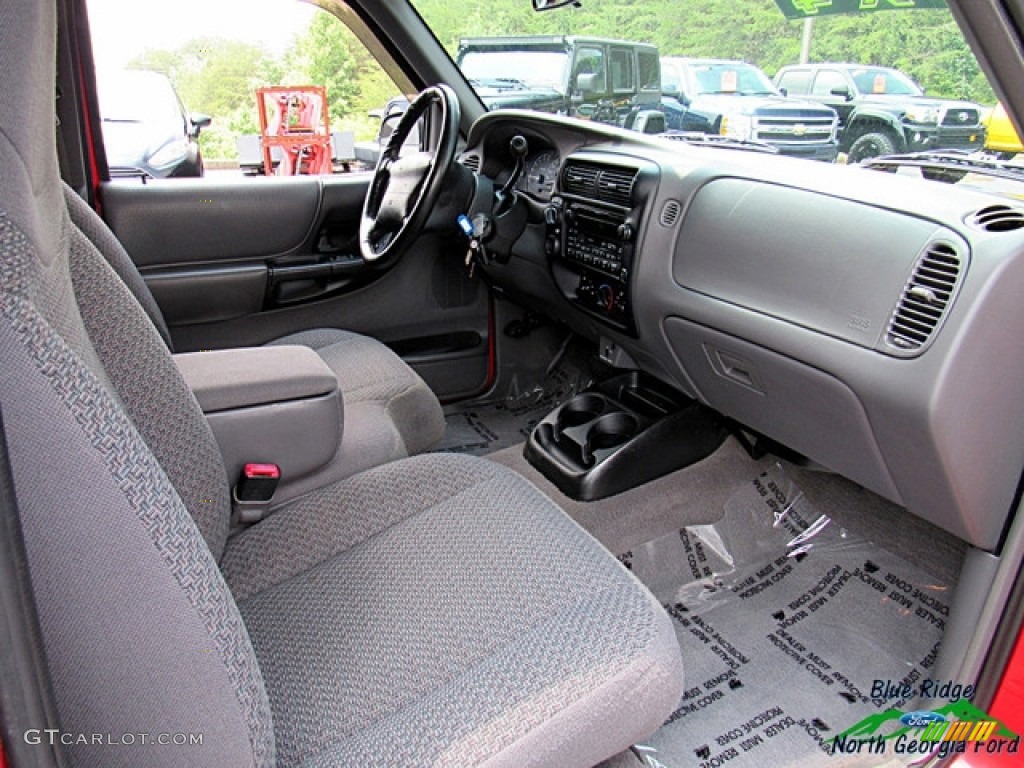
left=774, top=63, right=985, bottom=162
left=660, top=57, right=839, bottom=161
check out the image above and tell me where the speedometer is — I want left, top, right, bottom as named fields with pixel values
left=520, top=150, right=560, bottom=200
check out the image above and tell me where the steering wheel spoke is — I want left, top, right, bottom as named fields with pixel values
left=359, top=85, right=460, bottom=263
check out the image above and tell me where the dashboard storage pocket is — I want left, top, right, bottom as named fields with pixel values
left=525, top=372, right=728, bottom=500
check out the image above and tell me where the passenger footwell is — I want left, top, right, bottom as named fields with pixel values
left=621, top=465, right=953, bottom=768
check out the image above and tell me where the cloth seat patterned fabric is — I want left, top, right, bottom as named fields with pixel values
left=0, top=1, right=685, bottom=766
left=63, top=187, right=446, bottom=478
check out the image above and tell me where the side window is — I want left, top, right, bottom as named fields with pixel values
left=573, top=47, right=606, bottom=94
left=637, top=52, right=659, bottom=93
left=777, top=69, right=810, bottom=96
left=811, top=69, right=849, bottom=97
left=85, top=0, right=403, bottom=180
left=609, top=47, right=634, bottom=93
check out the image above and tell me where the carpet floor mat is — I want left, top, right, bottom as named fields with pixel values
left=436, top=334, right=598, bottom=456
left=435, top=397, right=561, bottom=456
left=622, top=464, right=955, bottom=768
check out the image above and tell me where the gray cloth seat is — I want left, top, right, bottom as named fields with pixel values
left=63, top=186, right=446, bottom=475
left=0, top=2, right=685, bottom=765
left=221, top=454, right=682, bottom=767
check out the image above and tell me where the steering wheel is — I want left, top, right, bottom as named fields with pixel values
left=360, top=84, right=460, bottom=262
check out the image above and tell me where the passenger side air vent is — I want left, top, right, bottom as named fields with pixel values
left=885, top=243, right=962, bottom=354
left=459, top=153, right=481, bottom=173
left=968, top=204, right=1024, bottom=232
left=562, top=162, right=637, bottom=206
left=660, top=200, right=682, bottom=227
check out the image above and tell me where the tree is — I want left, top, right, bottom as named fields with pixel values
left=281, top=13, right=360, bottom=128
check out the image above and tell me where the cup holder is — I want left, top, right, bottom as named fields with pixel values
left=526, top=372, right=728, bottom=501
left=583, top=411, right=638, bottom=465
left=555, top=393, right=607, bottom=437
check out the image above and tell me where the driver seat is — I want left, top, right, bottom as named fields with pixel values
left=64, top=186, right=446, bottom=480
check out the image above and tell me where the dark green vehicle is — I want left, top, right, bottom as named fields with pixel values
left=456, top=35, right=675, bottom=132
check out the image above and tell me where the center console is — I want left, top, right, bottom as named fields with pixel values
left=525, top=372, right=729, bottom=500
left=174, top=345, right=343, bottom=511
left=544, top=154, right=656, bottom=335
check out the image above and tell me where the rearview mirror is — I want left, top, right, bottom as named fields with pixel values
left=532, top=0, right=581, bottom=10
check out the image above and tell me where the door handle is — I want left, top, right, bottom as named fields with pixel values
left=267, top=254, right=367, bottom=306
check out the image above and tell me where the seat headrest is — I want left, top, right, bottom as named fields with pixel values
left=0, top=0, right=64, bottom=267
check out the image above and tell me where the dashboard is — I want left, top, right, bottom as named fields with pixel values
left=459, top=109, right=1024, bottom=553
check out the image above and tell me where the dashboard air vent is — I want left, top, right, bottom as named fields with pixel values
left=885, top=243, right=962, bottom=354
left=563, top=162, right=600, bottom=196
left=597, top=167, right=637, bottom=206
left=459, top=153, right=481, bottom=173
left=968, top=204, right=1024, bottom=232
left=660, top=200, right=682, bottom=227
left=562, top=162, right=637, bottom=206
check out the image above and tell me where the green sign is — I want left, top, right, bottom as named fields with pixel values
left=773, top=0, right=948, bottom=19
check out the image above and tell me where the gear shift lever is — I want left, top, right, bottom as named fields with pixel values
left=496, top=135, right=529, bottom=215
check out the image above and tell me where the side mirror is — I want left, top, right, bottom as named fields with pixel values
left=662, top=83, right=679, bottom=97
left=377, top=106, right=407, bottom=143
left=778, top=87, right=788, bottom=97
left=830, top=85, right=853, bottom=101
left=576, top=72, right=599, bottom=94
left=189, top=113, right=212, bottom=137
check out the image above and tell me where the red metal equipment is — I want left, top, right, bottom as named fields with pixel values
left=256, top=85, right=332, bottom=175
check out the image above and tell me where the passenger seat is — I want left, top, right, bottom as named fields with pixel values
left=0, top=1, right=685, bottom=766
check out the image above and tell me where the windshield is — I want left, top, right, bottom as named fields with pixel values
left=412, top=0, right=1011, bottom=195
left=849, top=66, right=923, bottom=96
left=413, top=0, right=991, bottom=122
left=458, top=49, right=570, bottom=93
left=687, top=62, right=777, bottom=96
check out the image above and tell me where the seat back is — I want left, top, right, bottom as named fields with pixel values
left=0, top=2, right=275, bottom=765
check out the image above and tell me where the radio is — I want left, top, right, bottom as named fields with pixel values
left=546, top=200, right=636, bottom=331
left=562, top=203, right=633, bottom=282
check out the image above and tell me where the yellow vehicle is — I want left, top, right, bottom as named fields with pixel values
left=985, top=101, right=1024, bottom=155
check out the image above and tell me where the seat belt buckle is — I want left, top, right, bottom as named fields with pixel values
left=232, top=463, right=280, bottom=524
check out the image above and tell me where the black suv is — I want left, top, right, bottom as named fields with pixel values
left=456, top=35, right=683, bottom=132
left=774, top=63, right=985, bottom=162
left=660, top=57, right=839, bottom=161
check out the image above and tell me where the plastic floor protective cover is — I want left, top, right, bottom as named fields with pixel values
left=621, top=464, right=953, bottom=768
left=436, top=335, right=596, bottom=456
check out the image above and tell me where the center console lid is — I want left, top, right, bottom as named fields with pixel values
left=174, top=345, right=338, bottom=412
left=174, top=346, right=342, bottom=505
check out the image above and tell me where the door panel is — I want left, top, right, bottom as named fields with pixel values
left=146, top=264, right=268, bottom=326
left=98, top=175, right=491, bottom=401
left=102, top=178, right=321, bottom=267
